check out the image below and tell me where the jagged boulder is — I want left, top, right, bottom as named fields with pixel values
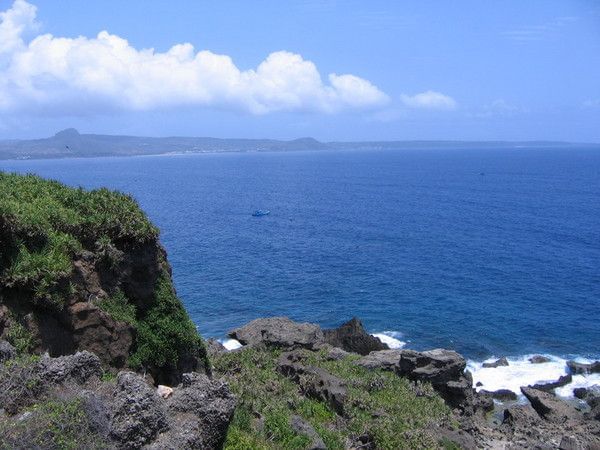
left=277, top=351, right=347, bottom=415
left=0, top=340, right=16, bottom=363
left=482, top=357, right=509, bottom=368
left=355, top=348, right=474, bottom=410
left=521, top=387, right=581, bottom=423
left=38, top=351, right=102, bottom=384
left=356, top=349, right=402, bottom=371
left=397, top=349, right=473, bottom=410
left=479, top=389, right=517, bottom=401
left=567, top=360, right=600, bottom=375
left=109, top=372, right=169, bottom=449
left=323, top=317, right=388, bottom=355
left=530, top=374, right=572, bottom=392
left=206, top=339, right=227, bottom=357
left=529, top=355, right=551, bottom=364
left=503, top=404, right=543, bottom=429
left=290, top=415, right=327, bottom=450
left=159, top=373, right=236, bottom=449
left=229, top=317, right=324, bottom=350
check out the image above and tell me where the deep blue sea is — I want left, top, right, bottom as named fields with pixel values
left=2, top=148, right=599, bottom=375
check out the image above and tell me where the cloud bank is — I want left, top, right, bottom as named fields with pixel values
left=400, top=90, right=457, bottom=110
left=0, top=0, right=389, bottom=116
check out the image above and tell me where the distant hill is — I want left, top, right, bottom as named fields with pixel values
left=0, top=129, right=597, bottom=160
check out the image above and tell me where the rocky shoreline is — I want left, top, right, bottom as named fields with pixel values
left=2, top=315, right=599, bottom=449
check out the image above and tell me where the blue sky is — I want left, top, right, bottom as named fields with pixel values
left=1, top=0, right=599, bottom=141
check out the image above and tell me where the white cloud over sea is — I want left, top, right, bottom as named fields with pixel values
left=400, top=90, right=458, bottom=110
left=0, top=0, right=389, bottom=116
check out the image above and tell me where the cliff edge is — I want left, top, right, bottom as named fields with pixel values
left=0, top=172, right=207, bottom=384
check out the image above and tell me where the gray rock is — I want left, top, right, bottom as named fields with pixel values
left=277, top=351, right=347, bottom=415
left=109, top=372, right=168, bottom=449
left=397, top=349, right=473, bottom=410
left=229, top=317, right=324, bottom=350
left=520, top=387, right=581, bottom=423
left=503, top=404, right=542, bottom=429
left=473, top=392, right=495, bottom=413
left=479, top=389, right=518, bottom=401
left=38, top=351, right=102, bottom=384
left=529, top=355, right=552, bottom=364
left=323, top=317, right=388, bottom=355
left=148, top=372, right=236, bottom=450
left=355, top=349, right=402, bottom=371
left=482, top=357, right=509, bottom=368
left=0, top=340, right=16, bottom=363
left=397, top=349, right=466, bottom=384
left=559, top=435, right=581, bottom=450
left=356, top=348, right=473, bottom=410
left=567, top=360, right=600, bottom=375
left=206, top=339, right=226, bottom=357
left=432, top=426, right=477, bottom=450
left=290, top=415, right=326, bottom=450
left=326, top=346, right=350, bottom=361
left=573, top=387, right=588, bottom=399
left=530, top=374, right=572, bottom=392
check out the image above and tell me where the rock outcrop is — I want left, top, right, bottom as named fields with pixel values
left=277, top=350, right=348, bottom=415
left=356, top=348, right=474, bottom=410
left=482, top=357, right=509, bottom=368
left=0, top=348, right=236, bottom=450
left=567, top=360, right=600, bottom=375
left=520, top=387, right=581, bottom=423
left=323, top=317, right=388, bottom=355
left=229, top=317, right=325, bottom=350
left=0, top=174, right=207, bottom=384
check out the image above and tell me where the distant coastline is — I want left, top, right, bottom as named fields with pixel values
left=1, top=128, right=599, bottom=161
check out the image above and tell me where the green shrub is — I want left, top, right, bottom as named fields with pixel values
left=129, top=274, right=207, bottom=370
left=215, top=348, right=452, bottom=450
left=0, top=398, right=109, bottom=450
left=0, top=172, right=205, bottom=372
left=5, top=318, right=34, bottom=354
left=97, top=290, right=137, bottom=325
left=0, top=172, right=158, bottom=310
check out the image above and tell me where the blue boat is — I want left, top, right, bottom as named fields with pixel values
left=252, top=210, right=270, bottom=217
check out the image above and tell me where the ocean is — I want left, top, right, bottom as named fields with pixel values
left=2, top=147, right=599, bottom=395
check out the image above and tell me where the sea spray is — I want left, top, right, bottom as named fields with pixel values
left=468, top=355, right=600, bottom=399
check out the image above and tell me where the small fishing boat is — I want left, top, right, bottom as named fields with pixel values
left=252, top=210, right=270, bottom=217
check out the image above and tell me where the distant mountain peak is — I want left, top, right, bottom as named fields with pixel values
left=54, top=128, right=80, bottom=138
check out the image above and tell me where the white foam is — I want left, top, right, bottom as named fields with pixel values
left=468, top=354, right=600, bottom=399
left=372, top=331, right=406, bottom=349
left=220, top=338, right=243, bottom=351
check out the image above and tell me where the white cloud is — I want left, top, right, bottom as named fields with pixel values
left=400, top=90, right=457, bottom=110
left=583, top=99, right=600, bottom=109
left=0, top=0, right=389, bottom=116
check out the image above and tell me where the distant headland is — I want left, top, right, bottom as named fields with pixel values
left=1, top=129, right=597, bottom=161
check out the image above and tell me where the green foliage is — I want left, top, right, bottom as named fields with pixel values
left=0, top=398, right=109, bottom=450
left=0, top=172, right=158, bottom=309
left=129, top=274, right=207, bottom=370
left=0, top=172, right=206, bottom=373
left=97, top=290, right=137, bottom=325
left=5, top=319, right=34, bottom=354
left=215, top=348, right=452, bottom=450
left=100, top=371, right=116, bottom=382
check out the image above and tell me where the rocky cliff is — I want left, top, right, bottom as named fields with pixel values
left=0, top=172, right=207, bottom=384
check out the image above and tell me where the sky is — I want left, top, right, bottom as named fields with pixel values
left=0, top=0, right=599, bottom=141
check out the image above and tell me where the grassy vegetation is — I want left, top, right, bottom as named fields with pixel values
left=128, top=274, right=208, bottom=370
left=4, top=314, right=35, bottom=354
left=0, top=398, right=109, bottom=450
left=0, top=172, right=205, bottom=373
left=97, top=289, right=136, bottom=325
left=0, top=172, right=158, bottom=307
left=214, top=348, right=452, bottom=450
